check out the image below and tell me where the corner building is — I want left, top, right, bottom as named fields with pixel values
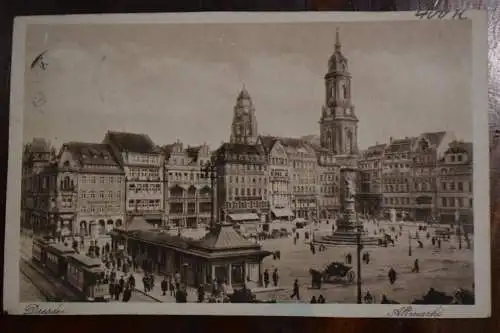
left=57, top=142, right=125, bottom=239
left=104, top=131, right=164, bottom=226
left=162, top=141, right=213, bottom=228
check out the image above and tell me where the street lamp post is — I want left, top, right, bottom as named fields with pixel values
left=203, top=158, right=217, bottom=230
left=408, top=230, right=412, bottom=257
left=355, top=220, right=363, bottom=304
left=455, top=210, right=462, bottom=250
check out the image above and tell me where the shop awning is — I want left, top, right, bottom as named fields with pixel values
left=142, top=214, right=162, bottom=222
left=227, top=213, right=260, bottom=222
left=271, top=208, right=294, bottom=218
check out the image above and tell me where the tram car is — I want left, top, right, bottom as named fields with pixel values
left=44, top=243, right=76, bottom=279
left=32, top=235, right=55, bottom=264
left=65, top=253, right=109, bottom=302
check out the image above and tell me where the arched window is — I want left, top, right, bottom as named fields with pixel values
left=343, top=83, right=348, bottom=99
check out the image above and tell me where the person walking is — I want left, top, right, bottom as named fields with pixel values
left=290, top=279, right=300, bottom=300
left=412, top=259, right=420, bottom=273
left=272, top=268, right=279, bottom=287
left=197, top=284, right=206, bottom=303
left=310, top=296, right=317, bottom=304
left=317, top=295, right=326, bottom=304
left=122, top=286, right=132, bottom=302
left=263, top=269, right=270, bottom=288
left=388, top=267, right=397, bottom=285
left=161, top=276, right=168, bottom=296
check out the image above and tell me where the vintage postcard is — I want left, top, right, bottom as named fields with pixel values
left=4, top=11, right=490, bottom=317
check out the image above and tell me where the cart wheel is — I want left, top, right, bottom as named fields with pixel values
left=347, top=271, right=355, bottom=282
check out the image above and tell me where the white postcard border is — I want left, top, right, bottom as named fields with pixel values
left=3, top=10, right=490, bottom=317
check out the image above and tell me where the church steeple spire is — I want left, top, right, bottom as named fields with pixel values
left=335, top=28, right=341, bottom=52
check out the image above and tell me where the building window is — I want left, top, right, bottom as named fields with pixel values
left=450, top=182, right=456, bottom=191
left=442, top=198, right=447, bottom=207
left=458, top=198, right=463, bottom=207
left=458, top=182, right=463, bottom=191
left=441, top=182, right=447, bottom=191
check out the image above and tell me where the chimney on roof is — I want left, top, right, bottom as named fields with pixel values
left=389, top=137, right=393, bottom=143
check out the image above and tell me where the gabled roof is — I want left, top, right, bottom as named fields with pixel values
left=192, top=223, right=260, bottom=251
left=259, top=136, right=279, bottom=154
left=29, top=138, right=52, bottom=153
left=63, top=142, right=120, bottom=166
left=420, top=131, right=447, bottom=146
left=106, top=131, right=161, bottom=154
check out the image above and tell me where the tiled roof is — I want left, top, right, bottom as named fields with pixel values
left=106, top=131, right=160, bottom=154
left=444, top=141, right=473, bottom=159
left=216, top=142, right=265, bottom=156
left=362, top=143, right=386, bottom=158
left=119, top=215, right=154, bottom=232
left=29, top=138, right=51, bottom=153
left=259, top=136, right=279, bottom=154
left=193, top=223, right=260, bottom=251
left=186, top=146, right=202, bottom=161
left=129, top=230, right=191, bottom=250
left=64, top=142, right=120, bottom=166
left=421, top=131, right=447, bottom=146
left=385, top=137, right=416, bottom=153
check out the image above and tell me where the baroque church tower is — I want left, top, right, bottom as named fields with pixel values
left=320, top=29, right=359, bottom=156
left=230, top=86, right=259, bottom=145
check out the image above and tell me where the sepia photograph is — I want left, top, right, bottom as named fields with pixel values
left=4, top=11, right=490, bottom=317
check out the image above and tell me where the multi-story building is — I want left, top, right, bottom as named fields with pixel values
left=280, top=138, right=318, bottom=219
left=57, top=142, right=125, bottom=238
left=259, top=136, right=294, bottom=221
left=21, top=138, right=56, bottom=233
left=381, top=137, right=415, bottom=220
left=214, top=88, right=269, bottom=231
left=357, top=143, right=386, bottom=216
left=162, top=141, right=213, bottom=228
left=410, top=132, right=455, bottom=221
left=437, top=140, right=473, bottom=229
left=104, top=131, right=164, bottom=226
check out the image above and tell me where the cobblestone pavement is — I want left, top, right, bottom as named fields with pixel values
left=20, top=272, right=46, bottom=302
left=258, top=221, right=474, bottom=303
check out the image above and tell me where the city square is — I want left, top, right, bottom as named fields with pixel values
left=15, top=19, right=477, bottom=306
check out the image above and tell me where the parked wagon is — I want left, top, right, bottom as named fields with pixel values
left=44, top=243, right=75, bottom=279
left=66, top=253, right=109, bottom=302
left=309, top=261, right=355, bottom=286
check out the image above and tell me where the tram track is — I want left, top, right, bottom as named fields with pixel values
left=19, top=245, right=81, bottom=302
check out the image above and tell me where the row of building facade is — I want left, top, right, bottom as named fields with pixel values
left=21, top=29, right=473, bottom=239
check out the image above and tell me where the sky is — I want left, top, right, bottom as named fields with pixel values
left=23, top=19, right=472, bottom=150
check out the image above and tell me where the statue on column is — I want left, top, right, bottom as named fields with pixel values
left=344, top=172, right=356, bottom=200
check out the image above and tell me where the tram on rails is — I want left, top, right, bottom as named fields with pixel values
left=32, top=235, right=55, bottom=264
left=31, top=240, right=110, bottom=302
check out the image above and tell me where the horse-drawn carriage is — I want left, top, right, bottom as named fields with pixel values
left=309, top=262, right=355, bottom=288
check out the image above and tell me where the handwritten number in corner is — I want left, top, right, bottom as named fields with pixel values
left=415, top=1, right=468, bottom=20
